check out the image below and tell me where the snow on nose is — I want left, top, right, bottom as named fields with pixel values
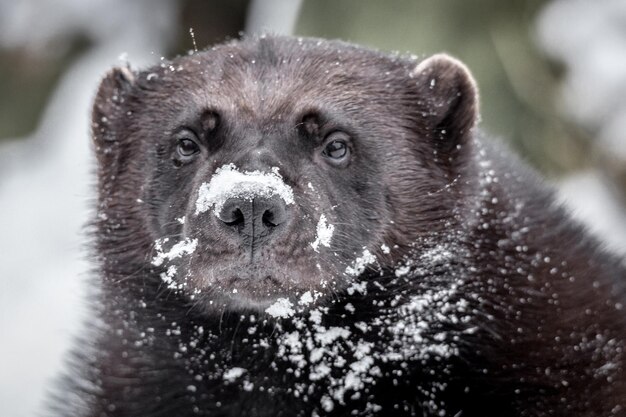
left=195, top=163, right=295, bottom=217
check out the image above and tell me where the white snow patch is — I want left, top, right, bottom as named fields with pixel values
left=309, top=348, right=325, bottom=363
left=342, top=342, right=375, bottom=393
left=298, top=291, right=314, bottom=305
left=195, top=164, right=294, bottom=216
left=314, top=326, right=351, bottom=346
left=354, top=321, right=368, bottom=333
left=223, top=367, right=246, bottom=382
left=265, top=298, right=295, bottom=318
left=310, top=363, right=332, bottom=381
left=394, top=265, right=411, bottom=277
left=151, top=237, right=198, bottom=267
left=345, top=249, right=376, bottom=276
left=311, top=214, right=334, bottom=252
left=380, top=244, right=390, bottom=254
left=320, top=394, right=334, bottom=412
left=420, top=245, right=454, bottom=263
left=386, top=281, right=464, bottom=361
left=160, top=265, right=178, bottom=288
left=346, top=281, right=367, bottom=296
left=309, top=309, right=322, bottom=325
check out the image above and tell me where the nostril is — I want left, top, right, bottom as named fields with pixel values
left=262, top=210, right=277, bottom=227
left=216, top=197, right=287, bottom=242
left=262, top=200, right=287, bottom=228
left=223, top=208, right=244, bottom=226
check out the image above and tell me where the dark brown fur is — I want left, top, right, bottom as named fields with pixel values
left=52, top=35, right=625, bottom=417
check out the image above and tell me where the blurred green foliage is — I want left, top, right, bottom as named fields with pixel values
left=0, top=37, right=90, bottom=140
left=296, top=0, right=590, bottom=176
left=0, top=0, right=592, bottom=177
left=0, top=51, right=63, bottom=139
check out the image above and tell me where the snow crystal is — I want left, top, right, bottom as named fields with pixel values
left=394, top=265, right=411, bottom=277
left=223, top=367, right=246, bottom=382
left=354, top=321, right=368, bottom=333
left=309, top=309, right=322, bottom=325
left=309, top=348, right=325, bottom=363
left=298, top=291, right=314, bottom=305
left=386, top=281, right=464, bottom=361
left=265, top=298, right=295, bottom=318
left=160, top=265, right=177, bottom=288
left=310, top=363, right=332, bottom=381
left=314, top=326, right=350, bottom=346
left=346, top=281, right=367, bottom=296
left=342, top=342, right=375, bottom=392
left=345, top=249, right=376, bottom=276
left=195, top=164, right=294, bottom=216
left=311, top=214, right=334, bottom=252
left=420, top=244, right=454, bottom=264
left=151, top=237, right=198, bottom=267
left=320, top=395, right=334, bottom=412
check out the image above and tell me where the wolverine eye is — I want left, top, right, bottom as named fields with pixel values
left=176, top=133, right=200, bottom=159
left=322, top=132, right=350, bottom=163
left=324, top=140, right=347, bottom=159
left=178, top=138, right=199, bottom=156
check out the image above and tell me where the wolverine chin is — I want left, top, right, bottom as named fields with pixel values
left=184, top=264, right=327, bottom=314
left=189, top=286, right=321, bottom=316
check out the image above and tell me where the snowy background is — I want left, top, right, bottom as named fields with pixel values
left=0, top=1, right=625, bottom=416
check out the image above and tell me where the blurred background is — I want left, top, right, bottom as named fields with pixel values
left=1, top=0, right=625, bottom=415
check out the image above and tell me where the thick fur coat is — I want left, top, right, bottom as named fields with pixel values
left=52, top=36, right=625, bottom=417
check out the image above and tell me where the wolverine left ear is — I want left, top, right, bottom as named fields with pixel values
left=92, top=65, right=135, bottom=147
left=411, top=54, right=479, bottom=156
left=91, top=65, right=136, bottom=172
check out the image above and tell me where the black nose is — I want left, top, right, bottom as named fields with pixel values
left=217, top=196, right=288, bottom=254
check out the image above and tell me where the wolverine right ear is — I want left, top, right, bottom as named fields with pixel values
left=410, top=54, right=479, bottom=164
left=91, top=66, right=135, bottom=149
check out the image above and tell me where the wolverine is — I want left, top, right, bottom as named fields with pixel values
left=51, top=35, right=625, bottom=416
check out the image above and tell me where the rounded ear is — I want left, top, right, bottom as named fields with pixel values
left=92, top=66, right=135, bottom=146
left=411, top=54, right=479, bottom=157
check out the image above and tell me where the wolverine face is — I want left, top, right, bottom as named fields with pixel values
left=92, top=36, right=477, bottom=315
